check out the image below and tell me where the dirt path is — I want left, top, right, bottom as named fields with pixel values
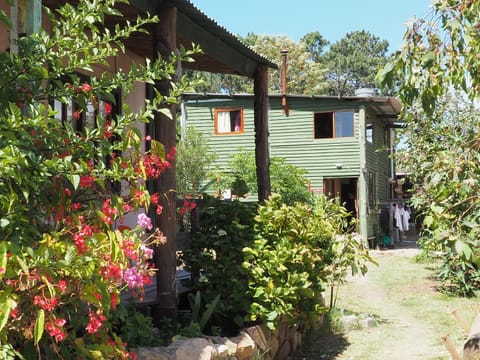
left=290, top=238, right=464, bottom=360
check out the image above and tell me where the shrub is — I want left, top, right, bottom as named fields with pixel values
left=243, top=195, right=332, bottom=331
left=0, top=1, right=199, bottom=358
left=180, top=196, right=257, bottom=333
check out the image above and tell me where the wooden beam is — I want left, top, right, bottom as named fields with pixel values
left=152, top=3, right=178, bottom=324
left=253, top=63, right=271, bottom=202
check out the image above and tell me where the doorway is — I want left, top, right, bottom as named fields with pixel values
left=323, top=177, right=358, bottom=219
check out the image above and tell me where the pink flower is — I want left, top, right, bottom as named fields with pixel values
left=81, top=83, right=92, bottom=92
left=124, top=267, right=143, bottom=288
left=137, top=213, right=152, bottom=230
left=58, top=280, right=67, bottom=293
left=140, top=245, right=154, bottom=260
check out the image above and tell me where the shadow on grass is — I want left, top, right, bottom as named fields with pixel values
left=288, top=309, right=392, bottom=360
left=289, top=329, right=350, bottom=360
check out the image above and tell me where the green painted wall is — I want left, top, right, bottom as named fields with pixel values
left=183, top=95, right=395, bottom=240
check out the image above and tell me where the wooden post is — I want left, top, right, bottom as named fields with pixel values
left=152, top=3, right=178, bottom=324
left=253, top=63, right=271, bottom=202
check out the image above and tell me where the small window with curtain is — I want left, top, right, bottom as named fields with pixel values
left=214, top=108, right=244, bottom=135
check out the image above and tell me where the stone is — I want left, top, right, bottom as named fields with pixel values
left=244, top=324, right=270, bottom=352
left=275, top=340, right=291, bottom=360
left=230, top=331, right=256, bottom=360
left=208, top=336, right=238, bottom=356
left=358, top=316, right=376, bottom=329
left=212, top=343, right=229, bottom=359
left=171, top=338, right=214, bottom=360
left=339, top=314, right=359, bottom=331
left=269, top=333, right=280, bottom=359
left=134, top=346, right=175, bottom=360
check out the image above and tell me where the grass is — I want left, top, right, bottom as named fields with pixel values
left=313, top=251, right=479, bottom=360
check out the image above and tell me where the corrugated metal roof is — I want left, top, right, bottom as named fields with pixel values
left=168, top=0, right=277, bottom=69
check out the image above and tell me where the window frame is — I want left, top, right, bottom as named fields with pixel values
left=366, top=122, right=374, bottom=144
left=214, top=107, right=244, bottom=135
left=313, top=110, right=355, bottom=139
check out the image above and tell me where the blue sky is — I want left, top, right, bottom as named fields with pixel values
left=193, top=0, right=433, bottom=54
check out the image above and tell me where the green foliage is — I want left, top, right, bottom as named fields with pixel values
left=300, top=31, right=329, bottom=63
left=187, top=32, right=330, bottom=95
left=0, top=0, right=200, bottom=358
left=242, top=194, right=368, bottom=331
left=110, top=305, right=162, bottom=347
left=323, top=30, right=389, bottom=96
left=176, top=126, right=217, bottom=197
left=223, top=148, right=312, bottom=205
left=181, top=193, right=372, bottom=335
left=173, top=291, right=221, bottom=340
left=378, top=1, right=480, bottom=296
left=179, top=196, right=258, bottom=331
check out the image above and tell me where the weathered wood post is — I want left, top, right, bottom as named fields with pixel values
left=253, top=63, right=271, bottom=202
left=152, top=2, right=178, bottom=324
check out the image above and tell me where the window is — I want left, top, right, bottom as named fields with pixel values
left=314, top=111, right=354, bottom=139
left=368, top=172, right=376, bottom=209
left=366, top=123, right=374, bottom=144
left=214, top=108, right=244, bottom=135
left=52, top=92, right=120, bottom=132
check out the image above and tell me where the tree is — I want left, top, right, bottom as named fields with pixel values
left=221, top=148, right=312, bottom=205
left=176, top=126, right=217, bottom=197
left=378, top=1, right=480, bottom=295
left=300, top=31, right=329, bottom=63
left=324, top=30, right=389, bottom=96
left=0, top=0, right=198, bottom=357
left=187, top=33, right=330, bottom=96
left=246, top=33, right=329, bottom=96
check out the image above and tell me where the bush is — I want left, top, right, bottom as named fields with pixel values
left=181, top=193, right=372, bottom=335
left=180, top=195, right=257, bottom=333
left=0, top=1, right=199, bottom=358
left=243, top=195, right=332, bottom=331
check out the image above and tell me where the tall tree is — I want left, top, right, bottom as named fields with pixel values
left=300, top=31, right=329, bottom=63
left=187, top=33, right=329, bottom=96
left=324, top=30, right=389, bottom=96
left=378, top=0, right=480, bottom=296
left=246, top=33, right=329, bottom=95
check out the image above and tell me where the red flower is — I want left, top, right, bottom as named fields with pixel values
left=101, top=198, right=118, bottom=225
left=104, top=102, right=112, bottom=116
left=79, top=175, right=94, bottom=188
left=81, top=83, right=92, bottom=92
left=73, top=110, right=81, bottom=120
left=166, top=146, right=176, bottom=161
left=86, top=309, right=106, bottom=334
left=58, top=280, right=67, bottom=293
left=46, top=318, right=67, bottom=341
left=34, top=295, right=59, bottom=311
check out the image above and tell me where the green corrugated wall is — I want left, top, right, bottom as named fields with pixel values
left=184, top=95, right=394, bottom=240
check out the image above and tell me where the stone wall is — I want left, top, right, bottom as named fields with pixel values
left=134, top=322, right=303, bottom=360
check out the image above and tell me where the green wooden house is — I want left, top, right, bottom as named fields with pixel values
left=182, top=91, right=402, bottom=243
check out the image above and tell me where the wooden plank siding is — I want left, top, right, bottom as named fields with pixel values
left=182, top=94, right=400, bottom=242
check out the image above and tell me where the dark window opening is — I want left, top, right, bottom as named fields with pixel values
left=314, top=111, right=354, bottom=139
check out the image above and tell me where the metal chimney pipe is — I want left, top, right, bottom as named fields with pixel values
left=281, top=49, right=289, bottom=116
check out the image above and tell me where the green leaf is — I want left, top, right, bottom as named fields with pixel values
left=71, top=174, right=80, bottom=190
left=34, top=309, right=45, bottom=345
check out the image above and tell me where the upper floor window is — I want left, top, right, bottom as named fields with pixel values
left=366, top=123, right=374, bottom=144
left=314, top=111, right=354, bottom=139
left=214, top=108, right=244, bottom=135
